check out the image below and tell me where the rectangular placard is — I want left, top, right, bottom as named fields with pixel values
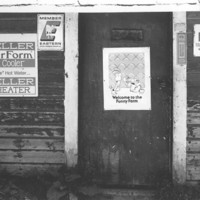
left=103, top=47, right=151, bottom=110
left=0, top=34, right=38, bottom=97
left=177, top=32, right=186, bottom=65
left=111, top=29, right=143, bottom=41
left=38, top=14, right=64, bottom=51
left=194, top=24, right=200, bottom=57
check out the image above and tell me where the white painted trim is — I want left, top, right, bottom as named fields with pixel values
left=0, top=4, right=199, bottom=12
left=64, top=13, right=78, bottom=167
left=173, top=12, right=187, bottom=184
left=63, top=12, right=188, bottom=182
left=0, top=0, right=198, bottom=4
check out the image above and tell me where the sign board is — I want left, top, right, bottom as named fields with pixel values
left=103, top=47, right=151, bottom=110
left=111, top=29, right=143, bottom=41
left=0, top=34, right=38, bottom=97
left=194, top=24, right=200, bottom=57
left=38, top=14, right=64, bottom=51
left=177, top=32, right=186, bottom=65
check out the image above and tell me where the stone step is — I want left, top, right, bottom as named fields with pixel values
left=78, top=186, right=155, bottom=200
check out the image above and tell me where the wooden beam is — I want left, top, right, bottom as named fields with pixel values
left=64, top=13, right=78, bottom=168
left=0, top=1, right=198, bottom=12
left=173, top=12, right=187, bottom=184
left=0, top=163, right=63, bottom=177
left=0, top=138, right=64, bottom=151
left=0, top=151, right=65, bottom=164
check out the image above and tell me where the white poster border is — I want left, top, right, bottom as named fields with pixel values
left=194, top=24, right=200, bottom=57
left=103, top=47, right=151, bottom=110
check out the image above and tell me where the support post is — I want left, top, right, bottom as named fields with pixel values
left=64, top=13, right=79, bottom=167
left=173, top=12, right=187, bottom=184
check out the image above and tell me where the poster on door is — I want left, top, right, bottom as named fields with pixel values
left=103, top=47, right=151, bottom=110
left=38, top=14, right=64, bottom=51
left=0, top=34, right=38, bottom=97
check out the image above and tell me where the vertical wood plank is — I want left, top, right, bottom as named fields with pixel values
left=64, top=13, right=78, bottom=167
left=173, top=12, right=187, bottom=184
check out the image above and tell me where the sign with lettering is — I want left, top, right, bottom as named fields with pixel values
left=38, top=14, right=64, bottom=51
left=194, top=24, right=200, bottom=57
left=103, top=47, right=151, bottom=110
left=0, top=34, right=38, bottom=97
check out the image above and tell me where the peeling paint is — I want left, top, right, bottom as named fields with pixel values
left=116, top=4, right=155, bottom=6
left=0, top=4, right=34, bottom=7
left=54, top=4, right=76, bottom=7
left=0, top=0, right=198, bottom=11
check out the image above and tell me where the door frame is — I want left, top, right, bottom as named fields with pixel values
left=172, top=12, right=187, bottom=184
left=64, top=12, right=187, bottom=184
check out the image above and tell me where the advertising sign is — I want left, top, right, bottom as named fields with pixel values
left=103, top=47, right=151, bottom=110
left=38, top=14, right=64, bottom=51
left=194, top=24, right=200, bottom=57
left=0, top=34, right=38, bottom=97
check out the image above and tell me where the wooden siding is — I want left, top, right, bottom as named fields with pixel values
left=187, top=12, right=200, bottom=181
left=0, top=14, right=65, bottom=176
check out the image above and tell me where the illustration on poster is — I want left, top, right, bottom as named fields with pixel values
left=109, top=52, right=145, bottom=96
left=103, top=48, right=150, bottom=110
left=124, top=75, right=145, bottom=94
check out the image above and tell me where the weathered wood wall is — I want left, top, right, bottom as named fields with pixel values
left=0, top=14, right=65, bottom=176
left=187, top=12, right=200, bottom=181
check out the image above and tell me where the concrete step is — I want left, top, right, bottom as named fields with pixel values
left=101, top=189, right=155, bottom=200
left=78, top=186, right=156, bottom=200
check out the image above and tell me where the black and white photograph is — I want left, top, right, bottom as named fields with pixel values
left=0, top=0, right=199, bottom=199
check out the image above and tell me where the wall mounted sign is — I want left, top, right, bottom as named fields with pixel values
left=111, top=29, right=143, bottom=41
left=38, top=14, right=64, bottom=51
left=177, top=32, right=186, bottom=65
left=103, top=47, right=151, bottom=110
left=0, top=34, right=38, bottom=97
left=194, top=24, right=200, bottom=57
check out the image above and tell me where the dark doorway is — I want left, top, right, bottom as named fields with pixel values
left=78, top=13, right=172, bottom=186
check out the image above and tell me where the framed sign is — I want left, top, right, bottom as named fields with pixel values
left=194, top=24, right=200, bottom=57
left=0, top=34, right=38, bottom=97
left=38, top=14, right=64, bottom=51
left=177, top=32, right=186, bottom=65
left=103, top=47, right=151, bottom=110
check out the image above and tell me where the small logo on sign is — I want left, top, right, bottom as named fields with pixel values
left=38, top=14, right=64, bottom=51
left=40, top=21, right=61, bottom=41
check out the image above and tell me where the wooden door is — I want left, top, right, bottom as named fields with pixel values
left=79, top=13, right=172, bottom=186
